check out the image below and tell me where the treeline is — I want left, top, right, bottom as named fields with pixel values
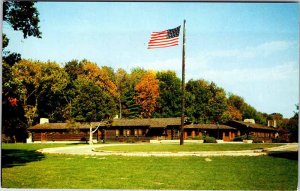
left=2, top=59, right=298, bottom=142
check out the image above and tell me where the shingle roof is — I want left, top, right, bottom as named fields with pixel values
left=111, top=118, right=181, bottom=128
left=231, top=120, right=276, bottom=131
left=185, top=124, right=236, bottom=130
left=28, top=122, right=106, bottom=130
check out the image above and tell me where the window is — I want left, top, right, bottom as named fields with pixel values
left=116, top=129, right=119, bottom=137
left=139, top=129, right=143, bottom=136
left=134, top=129, right=138, bottom=136
left=127, top=129, right=131, bottom=136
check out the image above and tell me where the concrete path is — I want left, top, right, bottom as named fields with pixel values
left=37, top=143, right=298, bottom=157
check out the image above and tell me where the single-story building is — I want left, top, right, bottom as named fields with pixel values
left=28, top=122, right=106, bottom=143
left=226, top=120, right=277, bottom=142
left=28, top=118, right=278, bottom=143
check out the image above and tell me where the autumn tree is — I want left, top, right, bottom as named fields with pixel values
left=134, top=72, right=160, bottom=118
left=2, top=2, right=42, bottom=142
left=12, top=60, right=69, bottom=127
left=119, top=67, right=146, bottom=118
left=80, top=60, right=118, bottom=97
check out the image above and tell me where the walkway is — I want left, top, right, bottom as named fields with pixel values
left=37, top=143, right=298, bottom=157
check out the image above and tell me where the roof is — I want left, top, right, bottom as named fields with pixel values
left=28, top=122, right=106, bottom=130
left=185, top=124, right=236, bottom=130
left=111, top=118, right=181, bottom=128
left=230, top=120, right=276, bottom=131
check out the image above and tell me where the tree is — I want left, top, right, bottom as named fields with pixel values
left=79, top=60, right=118, bottom=97
left=115, top=68, right=129, bottom=118
left=2, top=2, right=42, bottom=142
left=12, top=60, right=69, bottom=127
left=154, top=70, right=181, bottom=118
left=71, top=78, right=116, bottom=122
left=118, top=67, right=146, bottom=118
left=134, top=72, right=160, bottom=118
left=186, top=79, right=227, bottom=123
left=3, top=1, right=42, bottom=64
left=286, top=104, right=299, bottom=142
left=3, top=1, right=42, bottom=38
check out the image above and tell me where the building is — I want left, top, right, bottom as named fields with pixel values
left=28, top=118, right=277, bottom=143
left=226, top=120, right=277, bottom=142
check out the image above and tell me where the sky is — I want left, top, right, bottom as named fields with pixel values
left=3, top=2, right=299, bottom=118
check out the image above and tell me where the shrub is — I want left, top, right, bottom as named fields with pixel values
left=204, top=136, right=216, bottom=143
left=126, top=137, right=135, bottom=143
left=272, top=138, right=288, bottom=143
left=187, top=136, right=203, bottom=140
left=233, top=135, right=253, bottom=141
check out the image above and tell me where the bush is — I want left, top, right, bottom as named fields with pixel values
left=233, top=135, right=245, bottom=141
left=187, top=136, right=203, bottom=140
left=272, top=138, right=288, bottom=143
left=126, top=137, right=135, bottom=143
left=204, top=136, right=216, bottom=143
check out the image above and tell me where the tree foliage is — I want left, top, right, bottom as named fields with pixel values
left=3, top=1, right=42, bottom=38
left=185, top=79, right=227, bottom=123
left=71, top=78, right=116, bottom=122
left=134, top=72, right=160, bottom=118
left=154, top=70, right=181, bottom=118
left=12, top=60, right=69, bottom=127
left=4, top=57, right=295, bottom=142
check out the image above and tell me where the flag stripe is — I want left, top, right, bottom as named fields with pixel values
left=148, top=41, right=179, bottom=48
left=148, top=37, right=179, bottom=48
left=148, top=42, right=179, bottom=49
left=147, top=26, right=181, bottom=49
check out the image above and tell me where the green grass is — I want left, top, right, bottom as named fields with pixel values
left=95, top=143, right=284, bottom=152
left=2, top=142, right=86, bottom=151
left=1, top=143, right=298, bottom=190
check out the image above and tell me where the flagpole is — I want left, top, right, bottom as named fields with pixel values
left=180, top=19, right=186, bottom=145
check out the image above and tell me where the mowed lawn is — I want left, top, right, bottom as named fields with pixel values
left=96, top=143, right=284, bottom=152
left=2, top=143, right=298, bottom=190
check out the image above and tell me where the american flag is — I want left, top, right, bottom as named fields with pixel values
left=148, top=26, right=181, bottom=49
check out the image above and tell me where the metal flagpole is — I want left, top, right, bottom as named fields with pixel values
left=180, top=19, right=186, bottom=145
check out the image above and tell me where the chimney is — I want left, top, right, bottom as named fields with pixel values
left=244, top=119, right=255, bottom=124
left=267, top=120, right=277, bottom=128
left=40, top=118, right=49, bottom=124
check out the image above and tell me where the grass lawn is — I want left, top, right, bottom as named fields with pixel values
left=95, top=143, right=284, bottom=152
left=1, top=143, right=298, bottom=190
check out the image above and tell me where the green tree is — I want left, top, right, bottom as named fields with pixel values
left=154, top=70, right=181, bottom=118
left=3, top=1, right=41, bottom=64
left=286, top=104, right=299, bottom=142
left=186, top=79, right=227, bottom=123
left=71, top=78, right=116, bottom=121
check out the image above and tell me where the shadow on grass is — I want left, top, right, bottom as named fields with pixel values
left=268, top=151, right=298, bottom=160
left=2, top=149, right=45, bottom=168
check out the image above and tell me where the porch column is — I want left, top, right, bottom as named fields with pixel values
left=184, top=132, right=187, bottom=139
left=191, top=130, right=195, bottom=137
left=222, top=132, right=225, bottom=140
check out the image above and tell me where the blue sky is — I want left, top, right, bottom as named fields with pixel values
left=4, top=2, right=299, bottom=118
